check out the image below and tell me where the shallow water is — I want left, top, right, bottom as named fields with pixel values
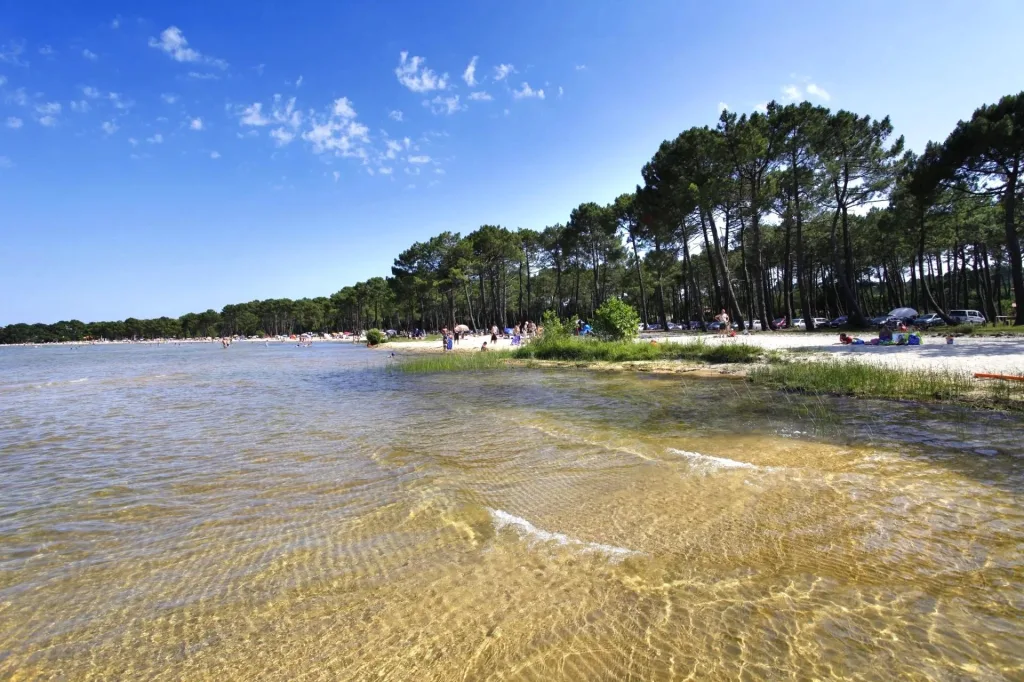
left=1, top=343, right=1022, bottom=680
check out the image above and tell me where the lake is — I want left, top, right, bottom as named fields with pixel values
left=1, top=342, right=1022, bottom=680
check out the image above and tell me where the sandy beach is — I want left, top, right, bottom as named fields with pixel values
left=388, top=332, right=1024, bottom=376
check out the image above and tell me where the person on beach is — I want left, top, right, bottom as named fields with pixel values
left=715, top=309, right=730, bottom=335
left=490, top=325, right=498, bottom=344
left=481, top=342, right=489, bottom=351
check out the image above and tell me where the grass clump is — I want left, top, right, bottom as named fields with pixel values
left=393, top=351, right=514, bottom=373
left=748, top=359, right=974, bottom=402
left=512, top=336, right=762, bottom=364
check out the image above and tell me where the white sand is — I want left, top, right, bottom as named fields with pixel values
left=657, top=333, right=1024, bottom=376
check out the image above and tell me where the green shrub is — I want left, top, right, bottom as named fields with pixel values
left=592, top=297, right=641, bottom=341
left=540, top=310, right=571, bottom=338
left=365, top=328, right=387, bottom=346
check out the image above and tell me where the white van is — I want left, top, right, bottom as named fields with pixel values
left=949, top=309, right=986, bottom=324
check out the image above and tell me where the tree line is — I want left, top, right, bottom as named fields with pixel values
left=2, top=91, right=1021, bottom=344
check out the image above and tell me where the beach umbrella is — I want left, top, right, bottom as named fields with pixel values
left=454, top=324, right=470, bottom=333
left=889, top=307, right=918, bottom=319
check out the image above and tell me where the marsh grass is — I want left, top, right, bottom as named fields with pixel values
left=750, top=359, right=974, bottom=402
left=511, top=337, right=762, bottom=364
left=392, top=351, right=515, bottom=373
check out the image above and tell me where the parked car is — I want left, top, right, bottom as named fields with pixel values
left=689, top=320, right=703, bottom=330
left=707, top=322, right=722, bottom=331
left=746, top=319, right=762, bottom=331
left=811, top=317, right=829, bottom=328
left=666, top=322, right=684, bottom=331
left=772, top=317, right=788, bottom=329
left=868, top=315, right=889, bottom=327
left=645, top=323, right=663, bottom=331
left=949, top=309, right=986, bottom=325
left=791, top=318, right=806, bottom=329
left=828, top=315, right=848, bottom=327
left=912, top=313, right=945, bottom=328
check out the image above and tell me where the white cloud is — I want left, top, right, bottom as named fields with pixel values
left=301, top=97, right=369, bottom=157
left=425, top=94, right=463, bottom=115
left=389, top=110, right=403, bottom=122
left=512, top=82, right=544, bottom=100
left=463, top=56, right=478, bottom=86
left=38, top=116, right=57, bottom=127
left=268, top=94, right=302, bottom=128
left=70, top=100, right=88, bottom=112
left=83, top=49, right=98, bottom=61
left=806, top=83, right=830, bottom=101
left=0, top=75, right=5, bottom=87
left=558, top=86, right=564, bottom=98
left=270, top=127, right=294, bottom=146
left=384, top=139, right=403, bottom=159
left=718, top=101, right=729, bottom=113
left=407, top=155, right=430, bottom=164
left=108, top=92, right=132, bottom=110
left=0, top=41, right=28, bottom=67
left=240, top=103, right=270, bottom=126
left=332, top=170, right=340, bottom=182
left=575, top=64, right=586, bottom=71
left=781, top=84, right=801, bottom=102
left=210, top=150, right=220, bottom=159
left=190, top=117, right=203, bottom=131
left=38, top=45, right=54, bottom=56
left=147, top=133, right=163, bottom=144
left=111, top=17, right=121, bottom=29
left=468, top=91, right=492, bottom=101
left=128, top=137, right=138, bottom=147
left=503, top=108, right=510, bottom=116
left=161, top=93, right=178, bottom=104
left=331, top=97, right=356, bottom=120
left=188, top=72, right=220, bottom=80
left=754, top=101, right=768, bottom=113
left=36, top=102, right=61, bottom=115
left=493, top=63, right=515, bottom=81
left=254, top=64, right=265, bottom=76
left=0, top=156, right=13, bottom=168
left=101, top=120, right=118, bottom=135
left=379, top=167, right=393, bottom=175
left=434, top=168, right=445, bottom=175
left=82, top=86, right=101, bottom=99
left=149, top=26, right=227, bottom=68
left=6, top=116, right=23, bottom=129
left=395, top=51, right=449, bottom=93
left=405, top=166, right=420, bottom=176
left=295, top=75, right=303, bottom=88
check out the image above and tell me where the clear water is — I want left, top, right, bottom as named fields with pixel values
left=1, top=343, right=1022, bottom=680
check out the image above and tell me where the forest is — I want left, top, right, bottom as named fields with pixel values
left=2, top=92, right=1021, bottom=344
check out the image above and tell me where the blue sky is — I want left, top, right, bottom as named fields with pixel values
left=2, top=0, right=1022, bottom=324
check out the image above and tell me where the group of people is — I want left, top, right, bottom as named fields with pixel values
left=839, top=328, right=922, bottom=346
left=438, top=321, right=539, bottom=352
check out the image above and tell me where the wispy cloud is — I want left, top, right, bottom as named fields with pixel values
left=295, top=75, right=303, bottom=88
left=82, top=86, right=101, bottom=99
left=0, top=40, right=28, bottom=67
left=108, top=92, right=132, bottom=110
left=111, top=16, right=121, bottom=29
left=128, top=137, right=138, bottom=147
left=39, top=116, right=58, bottom=127
left=101, top=120, right=118, bottom=135
left=575, top=64, right=586, bottom=71
left=407, top=155, right=430, bottom=164
left=395, top=52, right=448, bottom=93
left=389, top=110, right=403, bottom=122
left=468, top=91, right=492, bottom=101
left=6, top=116, right=23, bottom=129
left=210, top=150, right=220, bottom=159
left=239, top=103, right=270, bottom=126
left=147, top=133, right=163, bottom=144
left=70, top=100, right=89, bottom=112
left=463, top=56, right=478, bottom=86
left=424, top=94, right=463, bottom=115
left=512, top=82, right=544, bottom=100
left=36, top=102, right=61, bottom=115
left=187, top=72, right=220, bottom=80
left=781, top=84, right=801, bottom=102
left=38, top=45, right=54, bottom=56
left=753, top=101, right=768, bottom=113
left=270, top=127, right=295, bottom=146
left=557, top=86, right=564, bottom=98
left=332, top=170, right=340, bottom=182
left=301, top=97, right=370, bottom=158
left=805, top=83, right=830, bottom=101
left=717, top=101, right=729, bottom=113
left=161, top=93, right=178, bottom=104
left=149, top=26, right=228, bottom=69
left=189, top=117, right=203, bottom=131
left=82, top=49, right=98, bottom=61
left=493, top=63, right=515, bottom=81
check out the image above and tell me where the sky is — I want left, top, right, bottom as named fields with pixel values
left=2, top=0, right=1022, bottom=325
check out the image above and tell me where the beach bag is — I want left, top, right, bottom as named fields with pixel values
left=908, top=334, right=920, bottom=346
